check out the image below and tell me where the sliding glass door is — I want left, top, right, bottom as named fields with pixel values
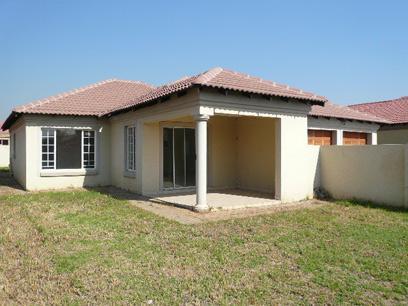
left=163, top=127, right=196, bottom=189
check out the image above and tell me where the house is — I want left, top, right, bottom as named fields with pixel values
left=0, top=122, right=10, bottom=167
left=350, top=96, right=408, bottom=144
left=1, top=68, right=388, bottom=211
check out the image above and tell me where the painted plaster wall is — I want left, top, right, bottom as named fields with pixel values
left=9, top=119, right=26, bottom=187
left=236, top=117, right=275, bottom=193
left=207, top=116, right=237, bottom=189
left=110, top=112, right=138, bottom=192
left=319, top=145, right=406, bottom=207
left=22, top=115, right=111, bottom=191
left=276, top=115, right=315, bottom=202
left=0, top=140, right=9, bottom=167
left=207, top=116, right=276, bottom=193
left=141, top=122, right=160, bottom=195
left=378, top=128, right=408, bottom=144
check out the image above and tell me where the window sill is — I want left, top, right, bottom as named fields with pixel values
left=123, top=170, right=136, bottom=178
left=40, top=169, right=98, bottom=177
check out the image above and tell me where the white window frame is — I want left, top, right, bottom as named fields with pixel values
left=125, top=126, right=136, bottom=172
left=40, top=128, right=97, bottom=171
left=82, top=130, right=96, bottom=169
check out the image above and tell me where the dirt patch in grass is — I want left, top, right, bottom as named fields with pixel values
left=0, top=190, right=407, bottom=304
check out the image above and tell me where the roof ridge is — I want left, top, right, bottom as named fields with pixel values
left=14, top=79, right=120, bottom=112
left=193, top=67, right=224, bottom=84
left=198, top=67, right=325, bottom=100
left=113, top=79, right=156, bottom=89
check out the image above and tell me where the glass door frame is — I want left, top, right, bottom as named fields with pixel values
left=160, top=123, right=196, bottom=191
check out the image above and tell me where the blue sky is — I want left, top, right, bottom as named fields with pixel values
left=1, top=0, right=407, bottom=120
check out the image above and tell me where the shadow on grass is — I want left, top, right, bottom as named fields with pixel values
left=0, top=168, right=25, bottom=193
left=335, top=198, right=407, bottom=213
left=85, top=186, right=195, bottom=211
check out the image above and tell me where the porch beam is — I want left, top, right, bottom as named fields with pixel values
left=194, top=114, right=210, bottom=212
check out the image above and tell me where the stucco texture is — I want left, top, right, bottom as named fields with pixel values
left=208, top=116, right=276, bottom=194
left=20, top=115, right=111, bottom=191
left=319, top=145, right=406, bottom=207
left=378, top=128, right=408, bottom=144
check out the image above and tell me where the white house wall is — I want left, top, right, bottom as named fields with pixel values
left=9, top=117, right=26, bottom=187
left=108, top=90, right=201, bottom=195
left=22, top=115, right=111, bottom=191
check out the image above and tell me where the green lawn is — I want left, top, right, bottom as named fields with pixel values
left=0, top=191, right=407, bottom=304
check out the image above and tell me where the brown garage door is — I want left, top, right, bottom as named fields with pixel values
left=343, top=132, right=367, bottom=145
left=308, top=129, right=333, bottom=146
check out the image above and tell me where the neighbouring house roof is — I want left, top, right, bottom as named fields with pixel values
left=0, top=121, right=9, bottom=138
left=2, top=67, right=348, bottom=130
left=309, top=102, right=390, bottom=124
left=349, top=96, right=408, bottom=124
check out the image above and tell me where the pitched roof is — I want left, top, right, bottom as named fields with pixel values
left=2, top=67, right=329, bottom=129
left=13, top=79, right=154, bottom=116
left=107, top=67, right=327, bottom=114
left=349, top=96, right=408, bottom=124
left=309, top=102, right=390, bottom=124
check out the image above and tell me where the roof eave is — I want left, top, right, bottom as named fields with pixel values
left=2, top=111, right=20, bottom=130
left=309, top=114, right=389, bottom=125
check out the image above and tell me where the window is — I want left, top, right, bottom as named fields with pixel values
left=0, top=139, right=8, bottom=145
left=125, top=126, right=136, bottom=171
left=83, top=131, right=95, bottom=168
left=41, top=128, right=96, bottom=170
left=42, top=129, right=55, bottom=169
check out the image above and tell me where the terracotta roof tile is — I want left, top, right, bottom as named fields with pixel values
left=3, top=67, right=330, bottom=130
left=13, top=79, right=154, bottom=116
left=309, top=102, right=390, bottom=124
left=106, top=67, right=328, bottom=114
left=349, top=96, right=408, bottom=124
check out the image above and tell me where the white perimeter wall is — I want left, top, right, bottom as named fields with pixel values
left=308, top=145, right=407, bottom=208
left=378, top=128, right=408, bottom=144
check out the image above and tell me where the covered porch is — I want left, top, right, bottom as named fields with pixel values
left=136, top=88, right=315, bottom=212
left=139, top=112, right=282, bottom=211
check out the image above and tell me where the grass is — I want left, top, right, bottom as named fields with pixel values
left=0, top=191, right=407, bottom=304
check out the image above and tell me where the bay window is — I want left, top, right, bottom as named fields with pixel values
left=41, top=128, right=96, bottom=170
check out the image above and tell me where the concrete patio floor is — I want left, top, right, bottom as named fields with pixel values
left=155, top=189, right=281, bottom=211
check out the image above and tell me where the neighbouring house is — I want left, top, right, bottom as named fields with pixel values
left=0, top=122, right=10, bottom=167
left=1, top=67, right=390, bottom=210
left=350, top=96, right=408, bottom=144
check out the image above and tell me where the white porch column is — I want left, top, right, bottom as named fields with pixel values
left=195, top=114, right=210, bottom=212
